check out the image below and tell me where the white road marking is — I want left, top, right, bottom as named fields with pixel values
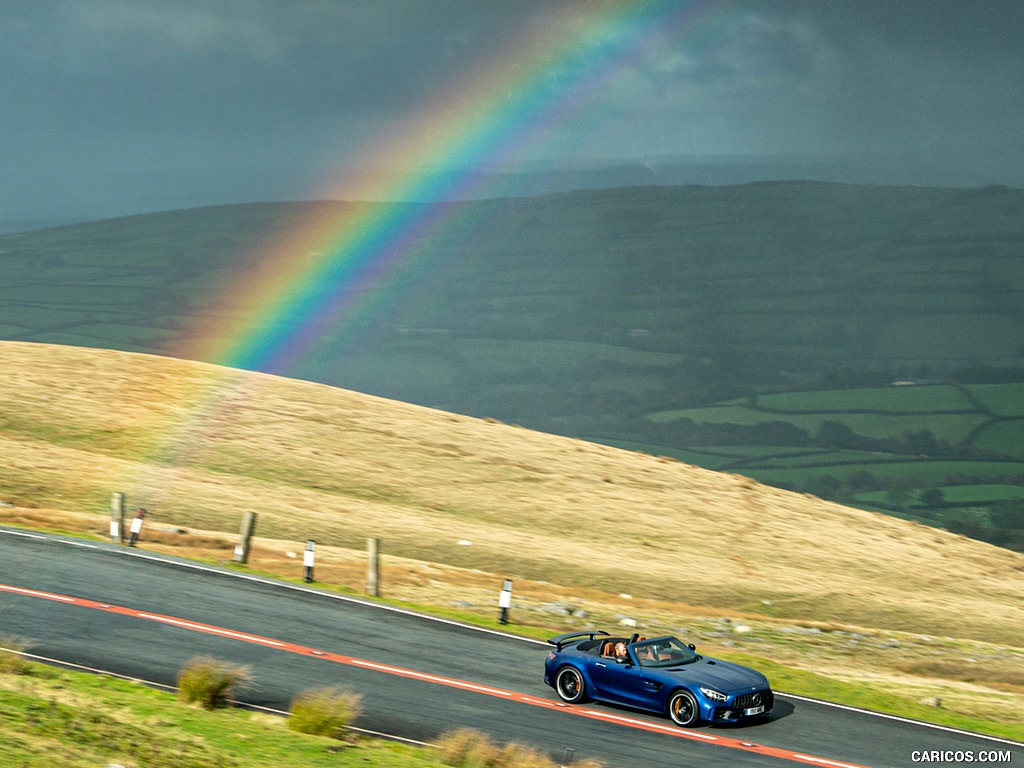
left=135, top=612, right=286, bottom=647
left=0, top=584, right=77, bottom=602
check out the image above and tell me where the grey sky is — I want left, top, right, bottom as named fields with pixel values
left=3, top=0, right=1022, bottom=224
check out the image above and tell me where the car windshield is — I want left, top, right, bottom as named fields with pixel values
left=633, top=637, right=699, bottom=668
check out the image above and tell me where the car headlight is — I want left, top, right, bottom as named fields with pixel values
left=699, top=687, right=728, bottom=702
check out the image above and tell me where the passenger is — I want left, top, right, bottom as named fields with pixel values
left=613, top=641, right=629, bottom=659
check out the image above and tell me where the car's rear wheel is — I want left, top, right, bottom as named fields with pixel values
left=554, top=666, right=587, bottom=703
left=668, top=689, right=700, bottom=727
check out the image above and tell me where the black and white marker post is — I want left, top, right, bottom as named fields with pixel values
left=127, top=508, right=146, bottom=546
left=498, top=578, right=513, bottom=625
left=303, top=539, right=316, bottom=583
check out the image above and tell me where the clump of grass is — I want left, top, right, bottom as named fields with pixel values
left=0, top=635, right=31, bottom=675
left=497, top=742, right=559, bottom=768
left=435, top=727, right=604, bottom=768
left=287, top=685, right=362, bottom=739
left=176, top=655, right=252, bottom=709
left=436, top=728, right=501, bottom=767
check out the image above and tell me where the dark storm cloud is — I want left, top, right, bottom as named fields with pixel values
left=2, top=1, right=1022, bottom=223
left=4, top=1, right=568, bottom=118
left=784, top=0, right=1024, bottom=52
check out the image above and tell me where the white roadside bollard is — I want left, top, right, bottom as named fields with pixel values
left=127, top=508, right=146, bottom=547
left=303, top=539, right=316, bottom=583
left=498, top=578, right=513, bottom=625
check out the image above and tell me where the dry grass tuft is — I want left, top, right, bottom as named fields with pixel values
left=436, top=728, right=501, bottom=767
left=496, top=742, right=561, bottom=768
left=435, top=728, right=596, bottom=768
left=176, top=655, right=252, bottom=709
left=288, top=686, right=362, bottom=739
left=0, top=635, right=31, bottom=675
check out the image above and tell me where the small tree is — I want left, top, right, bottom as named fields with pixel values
left=919, top=488, right=946, bottom=508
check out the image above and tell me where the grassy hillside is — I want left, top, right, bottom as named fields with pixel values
left=2, top=183, right=1023, bottom=546
left=2, top=341, right=1022, bottom=642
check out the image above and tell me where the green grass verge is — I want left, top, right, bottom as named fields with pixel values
left=0, top=661, right=437, bottom=768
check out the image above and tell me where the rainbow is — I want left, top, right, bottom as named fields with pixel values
left=175, top=0, right=731, bottom=378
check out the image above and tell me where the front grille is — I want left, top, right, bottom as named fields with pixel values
left=733, top=689, right=773, bottom=712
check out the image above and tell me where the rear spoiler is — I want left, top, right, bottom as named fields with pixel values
left=547, top=630, right=609, bottom=650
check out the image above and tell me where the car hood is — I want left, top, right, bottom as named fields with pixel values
left=660, top=657, right=769, bottom=693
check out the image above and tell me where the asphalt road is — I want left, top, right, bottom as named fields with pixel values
left=0, top=528, right=1019, bottom=768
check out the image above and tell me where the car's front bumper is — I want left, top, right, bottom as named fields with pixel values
left=710, top=689, right=774, bottom=723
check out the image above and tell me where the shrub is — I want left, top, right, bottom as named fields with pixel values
left=435, top=728, right=604, bottom=768
left=497, top=742, right=557, bottom=768
left=0, top=635, right=31, bottom=675
left=176, top=655, right=251, bottom=709
left=436, top=728, right=500, bottom=767
left=288, top=686, right=362, bottom=739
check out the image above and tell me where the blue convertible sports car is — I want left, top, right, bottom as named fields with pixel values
left=543, top=631, right=773, bottom=727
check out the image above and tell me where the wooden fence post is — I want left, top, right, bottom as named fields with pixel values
left=235, top=511, right=257, bottom=564
left=366, top=537, right=381, bottom=597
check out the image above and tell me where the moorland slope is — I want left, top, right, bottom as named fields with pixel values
left=1, top=341, right=1021, bottom=650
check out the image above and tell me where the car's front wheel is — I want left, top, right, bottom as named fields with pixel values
left=554, top=665, right=587, bottom=703
left=668, top=689, right=700, bottom=727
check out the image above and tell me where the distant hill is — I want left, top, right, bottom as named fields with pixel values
left=2, top=341, right=1022, bottom=649
left=2, top=182, right=1023, bottom=543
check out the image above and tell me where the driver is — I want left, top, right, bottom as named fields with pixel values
left=614, top=635, right=649, bottom=660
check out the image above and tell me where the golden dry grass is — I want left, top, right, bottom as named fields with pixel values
left=2, top=339, right=1022, bottom=659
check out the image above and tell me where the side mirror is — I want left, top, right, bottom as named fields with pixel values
left=688, top=643, right=696, bottom=651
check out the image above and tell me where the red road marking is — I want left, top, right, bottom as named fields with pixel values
left=1, top=582, right=870, bottom=767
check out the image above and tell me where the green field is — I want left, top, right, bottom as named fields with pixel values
left=755, top=386, right=976, bottom=412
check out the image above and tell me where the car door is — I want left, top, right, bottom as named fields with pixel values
left=589, top=654, right=657, bottom=710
